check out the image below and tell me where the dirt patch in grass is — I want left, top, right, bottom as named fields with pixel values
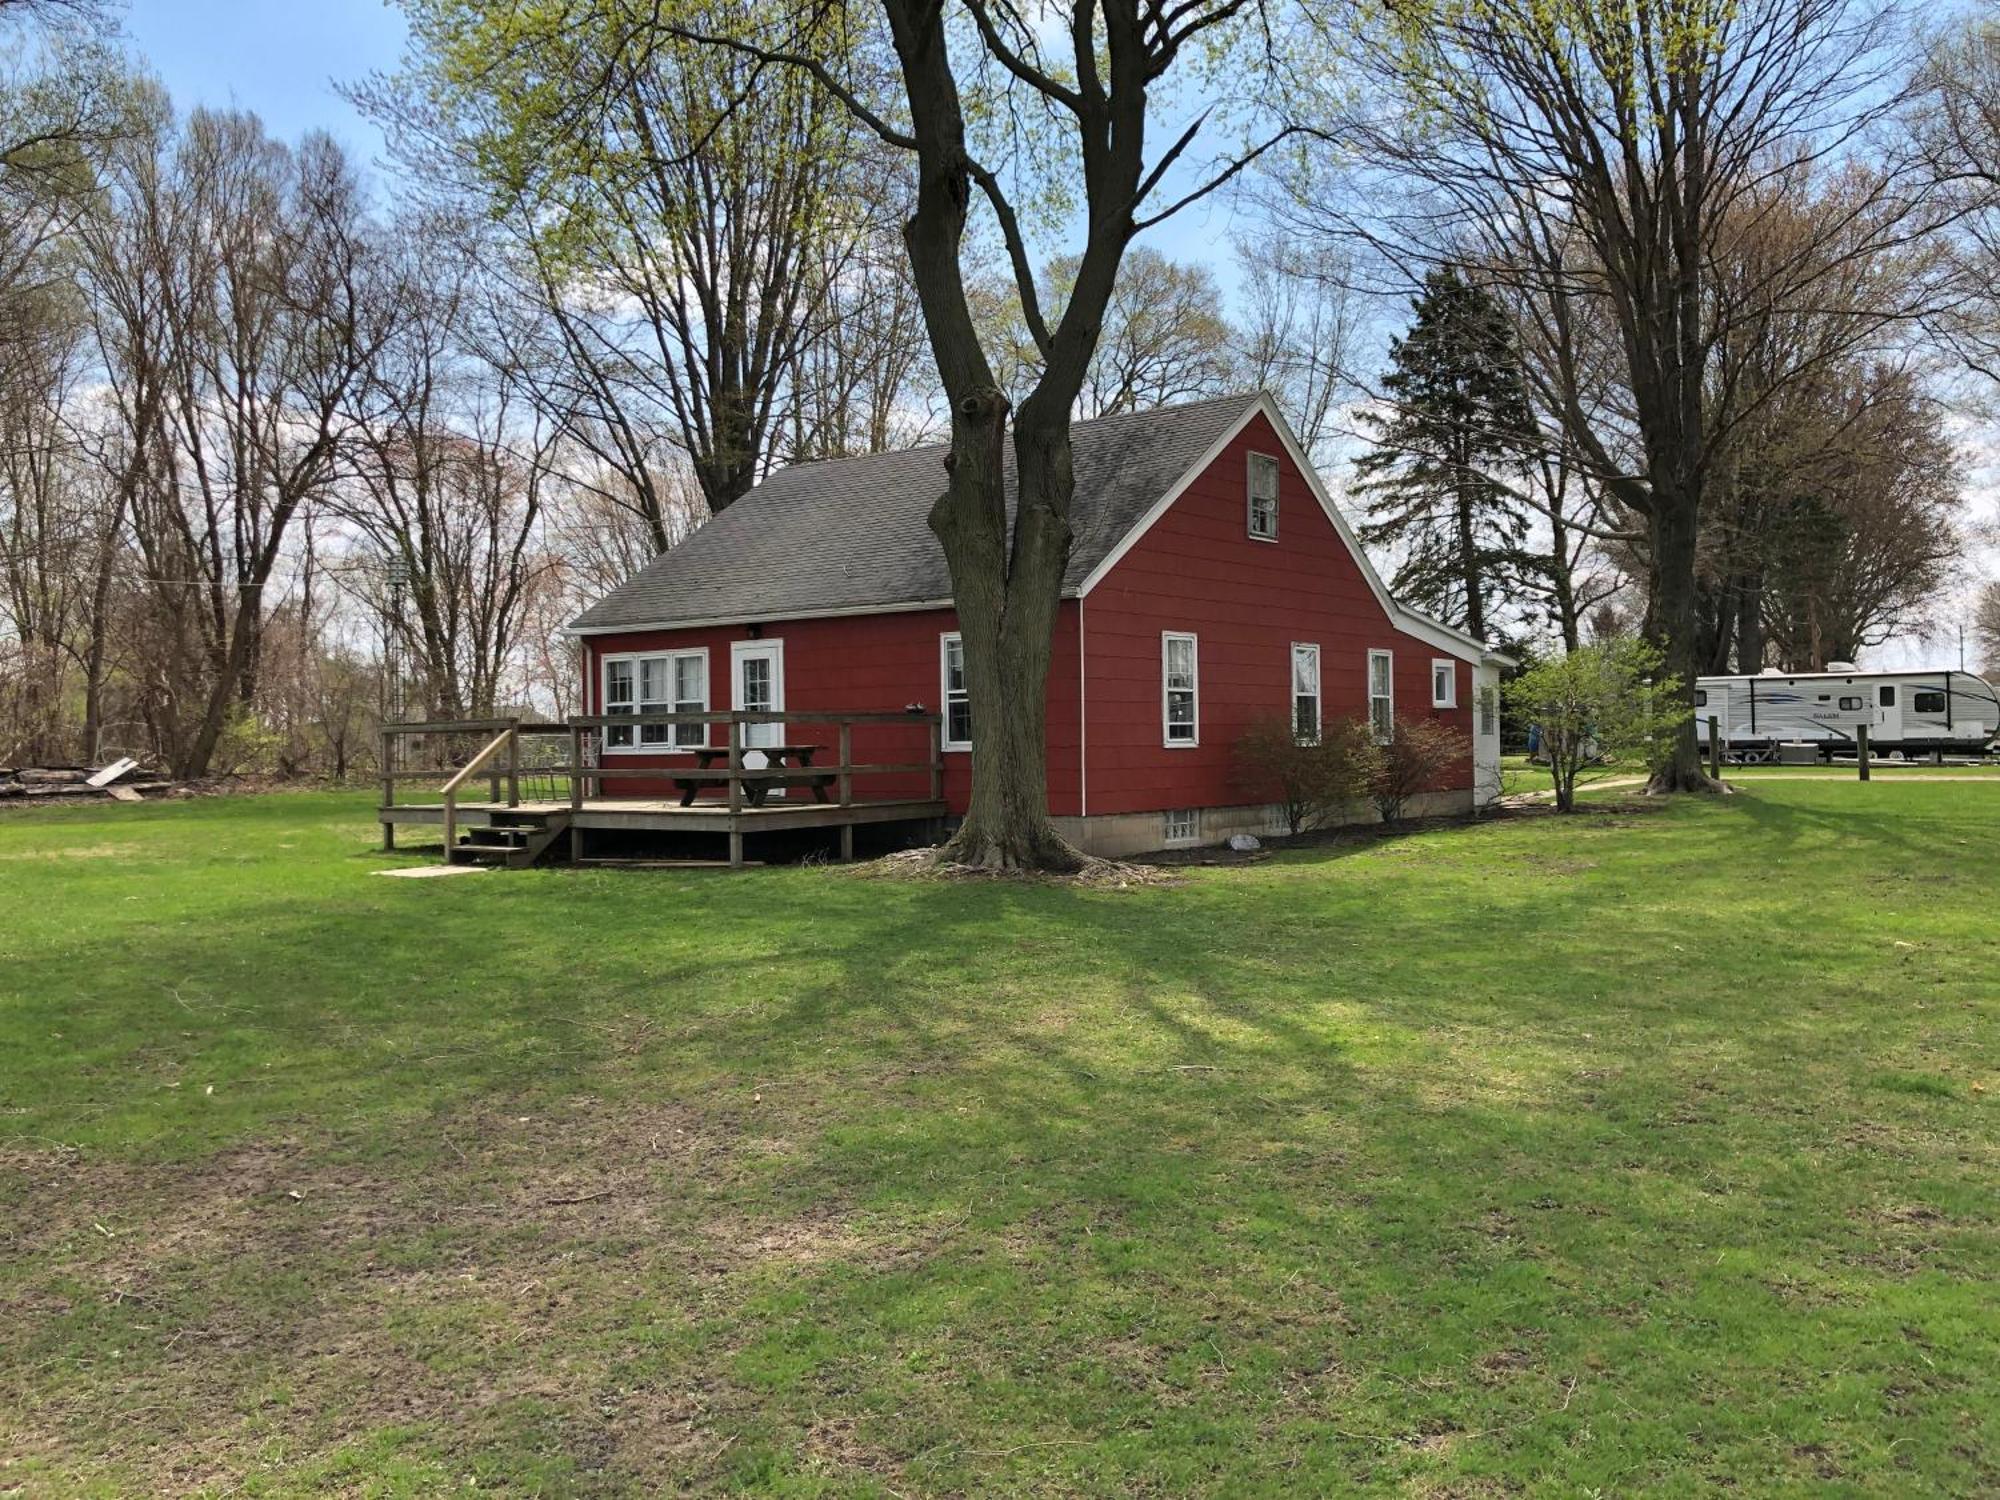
left=2, top=1096, right=921, bottom=1490
left=858, top=846, right=1181, bottom=887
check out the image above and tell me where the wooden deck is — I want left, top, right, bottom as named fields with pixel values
left=380, top=796, right=947, bottom=836
left=379, top=708, right=949, bottom=869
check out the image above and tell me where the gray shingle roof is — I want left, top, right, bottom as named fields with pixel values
left=568, top=392, right=1262, bottom=632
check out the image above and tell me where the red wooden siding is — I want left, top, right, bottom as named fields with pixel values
left=576, top=409, right=1476, bottom=825
left=581, top=605, right=1084, bottom=816
left=1079, top=412, right=1473, bottom=816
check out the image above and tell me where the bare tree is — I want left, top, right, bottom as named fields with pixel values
left=1918, top=15, right=2000, bottom=384
left=1060, top=247, right=1239, bottom=417
left=1754, top=363, right=1962, bottom=668
left=1232, top=229, right=1356, bottom=464
left=338, top=215, right=554, bottom=721
left=1283, top=0, right=1944, bottom=789
left=1975, top=578, right=2000, bottom=675
left=83, top=106, right=382, bottom=776
left=367, top=0, right=897, bottom=541
left=782, top=200, right=943, bottom=459
left=0, top=290, right=93, bottom=761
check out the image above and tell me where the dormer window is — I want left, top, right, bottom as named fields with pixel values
left=1247, top=452, right=1279, bottom=540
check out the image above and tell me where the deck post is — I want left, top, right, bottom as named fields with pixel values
left=506, top=719, right=520, bottom=807
left=569, top=723, right=585, bottom=863
left=441, top=791, right=456, bottom=865
left=1857, top=724, right=1870, bottom=782
left=379, top=729, right=395, bottom=850
left=727, top=717, right=744, bottom=868
left=840, top=823, right=854, bottom=862
left=928, top=718, right=943, bottom=801
left=838, top=722, right=852, bottom=807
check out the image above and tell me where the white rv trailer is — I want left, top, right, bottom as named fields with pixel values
left=1693, top=665, right=2000, bottom=763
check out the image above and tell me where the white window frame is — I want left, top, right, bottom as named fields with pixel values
left=601, top=648, right=709, bottom=753
left=1246, top=451, right=1280, bottom=541
left=939, top=632, right=972, bottom=751
left=1291, top=642, right=1322, bottom=745
left=1432, top=658, right=1457, bottom=709
left=1162, top=808, right=1199, bottom=846
left=1162, top=632, right=1200, bottom=747
left=1368, top=649, right=1395, bottom=744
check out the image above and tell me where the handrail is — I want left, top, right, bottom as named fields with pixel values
left=439, top=723, right=517, bottom=863
left=439, top=727, right=515, bottom=796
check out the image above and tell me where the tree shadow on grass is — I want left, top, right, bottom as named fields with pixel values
left=7, top=794, right=1997, bottom=1494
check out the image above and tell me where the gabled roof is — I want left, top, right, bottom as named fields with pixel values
left=568, top=393, right=1259, bottom=634
left=567, top=390, right=1505, bottom=665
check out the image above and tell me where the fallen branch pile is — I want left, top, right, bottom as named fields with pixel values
left=0, top=760, right=173, bottom=804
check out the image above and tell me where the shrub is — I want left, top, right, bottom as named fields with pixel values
left=1233, top=715, right=1382, bottom=835
left=1505, top=638, right=1688, bottom=812
left=1370, top=713, right=1471, bottom=824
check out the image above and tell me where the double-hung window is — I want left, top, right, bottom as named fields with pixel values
left=1163, top=632, right=1199, bottom=746
left=1247, top=452, right=1279, bottom=540
left=940, top=633, right=972, bottom=750
left=1432, top=659, right=1457, bottom=708
left=1367, top=649, right=1395, bottom=743
left=603, top=650, right=707, bottom=750
left=1291, top=643, right=1321, bottom=743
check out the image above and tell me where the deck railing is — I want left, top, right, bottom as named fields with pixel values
left=380, top=709, right=945, bottom=860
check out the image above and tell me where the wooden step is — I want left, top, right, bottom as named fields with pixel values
left=452, top=841, right=525, bottom=863
left=448, top=809, right=572, bottom=870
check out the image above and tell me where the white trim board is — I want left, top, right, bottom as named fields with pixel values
left=566, top=595, right=956, bottom=637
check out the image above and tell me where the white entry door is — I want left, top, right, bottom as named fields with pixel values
left=732, top=640, right=785, bottom=750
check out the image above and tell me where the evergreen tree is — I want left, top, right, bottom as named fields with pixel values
left=1354, top=268, right=1535, bottom=640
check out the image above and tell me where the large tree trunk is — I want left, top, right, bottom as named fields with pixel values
left=927, top=390, right=1083, bottom=871
left=1645, top=491, right=1720, bottom=793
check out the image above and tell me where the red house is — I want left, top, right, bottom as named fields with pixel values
left=567, top=392, right=1507, bottom=857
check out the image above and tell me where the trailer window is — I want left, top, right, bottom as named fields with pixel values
left=1694, top=689, right=1707, bottom=707
left=1879, top=686, right=1896, bottom=708
left=1914, top=690, right=1947, bottom=715
left=1839, top=696, right=1864, bottom=712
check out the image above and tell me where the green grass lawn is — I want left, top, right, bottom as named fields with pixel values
left=2, top=786, right=1995, bottom=1496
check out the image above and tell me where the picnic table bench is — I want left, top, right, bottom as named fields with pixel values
left=676, top=744, right=834, bottom=807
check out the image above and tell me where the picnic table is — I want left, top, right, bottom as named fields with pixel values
left=676, top=744, right=833, bottom=807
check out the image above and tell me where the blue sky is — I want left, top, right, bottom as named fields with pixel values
left=125, top=0, right=408, bottom=171
left=120, top=0, right=1243, bottom=260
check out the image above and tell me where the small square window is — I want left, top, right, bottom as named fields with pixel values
left=1879, top=685, right=1896, bottom=708
left=1163, top=809, right=1198, bottom=844
left=1432, top=659, right=1456, bottom=708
